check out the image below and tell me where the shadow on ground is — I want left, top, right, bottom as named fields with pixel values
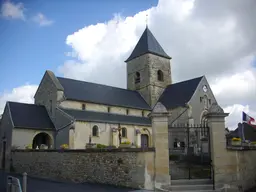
left=245, top=186, right=256, bottom=192
left=0, top=170, right=141, bottom=192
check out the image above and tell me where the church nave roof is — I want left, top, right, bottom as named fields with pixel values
left=57, top=77, right=151, bottom=110
left=159, top=76, right=204, bottom=109
left=61, top=108, right=151, bottom=126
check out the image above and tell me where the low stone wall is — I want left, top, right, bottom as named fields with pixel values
left=221, top=146, right=256, bottom=191
left=10, top=148, right=155, bottom=190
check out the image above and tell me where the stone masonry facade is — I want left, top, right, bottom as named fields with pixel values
left=220, top=147, right=256, bottom=191
left=11, top=148, right=155, bottom=190
left=126, top=53, right=172, bottom=107
left=34, top=71, right=62, bottom=121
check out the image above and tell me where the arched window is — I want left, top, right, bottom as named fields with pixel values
left=121, top=127, right=127, bottom=138
left=126, top=109, right=129, bottom=115
left=49, top=100, right=52, bottom=114
left=203, top=95, right=208, bottom=109
left=200, top=110, right=208, bottom=136
left=82, top=104, right=86, bottom=110
left=92, top=125, right=99, bottom=137
left=157, top=70, right=164, bottom=81
left=107, top=107, right=110, bottom=113
left=135, top=72, right=140, bottom=84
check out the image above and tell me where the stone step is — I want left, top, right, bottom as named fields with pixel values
left=170, top=190, right=217, bottom=192
left=170, top=184, right=214, bottom=191
left=171, top=179, right=213, bottom=186
left=130, top=189, right=217, bottom=192
left=130, top=188, right=220, bottom=192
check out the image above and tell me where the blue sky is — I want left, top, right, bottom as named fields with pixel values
left=0, top=0, right=255, bottom=129
left=0, top=0, right=157, bottom=92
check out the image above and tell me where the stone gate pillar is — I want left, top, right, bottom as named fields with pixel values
left=149, top=102, right=170, bottom=189
left=206, top=103, right=229, bottom=186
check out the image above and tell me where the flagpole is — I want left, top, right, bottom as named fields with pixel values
left=242, top=112, right=245, bottom=144
left=242, top=122, right=245, bottom=142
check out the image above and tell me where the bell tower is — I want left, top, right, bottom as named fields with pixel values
left=125, top=27, right=172, bottom=107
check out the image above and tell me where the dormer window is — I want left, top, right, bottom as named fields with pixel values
left=157, top=70, right=164, bottom=81
left=135, top=72, right=140, bottom=84
left=82, top=104, right=86, bottom=110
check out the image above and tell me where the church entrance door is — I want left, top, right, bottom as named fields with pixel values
left=141, top=134, right=149, bottom=148
left=168, top=124, right=212, bottom=180
left=32, top=133, right=52, bottom=149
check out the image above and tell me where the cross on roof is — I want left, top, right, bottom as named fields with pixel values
left=146, top=14, right=148, bottom=27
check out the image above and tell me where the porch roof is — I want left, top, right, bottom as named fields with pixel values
left=8, top=102, right=55, bottom=130
left=61, top=108, right=151, bottom=126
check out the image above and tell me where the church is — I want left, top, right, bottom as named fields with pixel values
left=0, top=26, right=217, bottom=150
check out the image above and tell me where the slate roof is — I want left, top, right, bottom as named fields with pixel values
left=61, top=108, right=151, bottom=126
left=125, top=27, right=171, bottom=62
left=159, top=76, right=203, bottom=109
left=8, top=102, right=54, bottom=129
left=57, top=77, right=151, bottom=110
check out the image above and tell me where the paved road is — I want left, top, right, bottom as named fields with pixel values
left=0, top=170, right=144, bottom=192
left=246, top=187, right=256, bottom=192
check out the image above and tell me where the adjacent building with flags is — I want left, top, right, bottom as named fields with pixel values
left=243, top=112, right=256, bottom=128
left=226, top=122, right=256, bottom=145
left=226, top=112, right=256, bottom=145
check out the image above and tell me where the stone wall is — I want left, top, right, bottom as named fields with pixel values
left=73, top=121, right=152, bottom=149
left=59, top=100, right=151, bottom=117
left=10, top=148, right=155, bottom=190
left=126, top=53, right=171, bottom=107
left=188, top=76, right=217, bottom=124
left=220, top=147, right=256, bottom=191
left=0, top=103, right=13, bottom=170
left=12, top=129, right=54, bottom=149
left=34, top=70, right=63, bottom=120
left=168, top=107, right=188, bottom=125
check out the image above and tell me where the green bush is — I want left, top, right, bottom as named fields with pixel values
left=96, top=144, right=107, bottom=148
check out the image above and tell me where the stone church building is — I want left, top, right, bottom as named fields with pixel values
left=0, top=27, right=217, bottom=151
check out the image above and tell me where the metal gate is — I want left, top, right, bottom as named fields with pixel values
left=168, top=124, right=212, bottom=180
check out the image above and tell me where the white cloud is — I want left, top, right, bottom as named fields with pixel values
left=32, top=13, right=54, bottom=26
left=0, top=84, right=37, bottom=114
left=0, top=1, right=25, bottom=20
left=1, top=0, right=255, bottom=130
left=59, top=0, right=256, bottom=129
left=210, top=63, right=256, bottom=129
left=224, top=104, right=256, bottom=130
left=211, top=68, right=256, bottom=108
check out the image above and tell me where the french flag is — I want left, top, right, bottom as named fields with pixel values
left=242, top=112, right=256, bottom=127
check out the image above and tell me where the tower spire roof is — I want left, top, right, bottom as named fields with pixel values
left=125, top=27, right=171, bottom=62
